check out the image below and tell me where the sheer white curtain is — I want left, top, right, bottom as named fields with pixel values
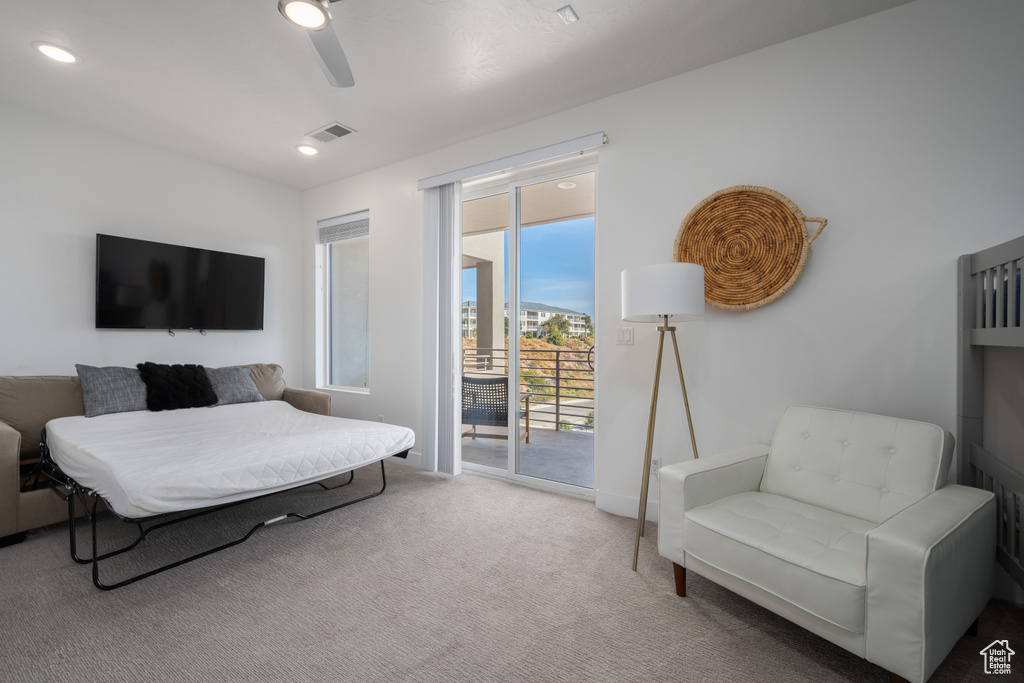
left=421, top=183, right=462, bottom=474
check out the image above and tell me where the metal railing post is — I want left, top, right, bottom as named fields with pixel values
left=555, top=350, right=561, bottom=428
left=464, top=345, right=595, bottom=433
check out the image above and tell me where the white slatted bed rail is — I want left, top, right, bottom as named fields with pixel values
left=958, top=234, right=1024, bottom=591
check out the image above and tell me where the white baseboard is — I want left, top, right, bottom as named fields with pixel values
left=390, top=450, right=424, bottom=470
left=595, top=488, right=659, bottom=523
left=394, top=452, right=653, bottom=521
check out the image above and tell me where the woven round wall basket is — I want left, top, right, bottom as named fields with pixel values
left=673, top=185, right=827, bottom=311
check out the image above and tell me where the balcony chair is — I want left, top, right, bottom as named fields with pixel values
left=658, top=405, right=995, bottom=683
left=461, top=375, right=529, bottom=443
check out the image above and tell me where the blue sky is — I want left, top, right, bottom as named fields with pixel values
left=462, top=216, right=595, bottom=319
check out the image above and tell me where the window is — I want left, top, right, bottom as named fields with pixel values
left=319, top=211, right=369, bottom=390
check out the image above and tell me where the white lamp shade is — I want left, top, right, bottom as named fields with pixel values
left=621, top=263, right=705, bottom=323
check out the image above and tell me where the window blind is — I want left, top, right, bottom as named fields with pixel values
left=318, top=210, right=369, bottom=243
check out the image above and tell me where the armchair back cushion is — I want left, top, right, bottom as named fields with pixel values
left=759, top=406, right=954, bottom=524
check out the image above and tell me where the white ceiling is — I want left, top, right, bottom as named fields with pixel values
left=0, top=0, right=912, bottom=191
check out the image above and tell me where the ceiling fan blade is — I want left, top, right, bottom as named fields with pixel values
left=305, top=27, right=354, bottom=87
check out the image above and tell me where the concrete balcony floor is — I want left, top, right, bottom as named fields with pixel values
left=460, top=424, right=593, bottom=489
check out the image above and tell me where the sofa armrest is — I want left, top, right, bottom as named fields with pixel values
left=866, top=484, right=996, bottom=683
left=657, top=444, right=770, bottom=565
left=281, top=387, right=331, bottom=416
left=1, top=420, right=23, bottom=538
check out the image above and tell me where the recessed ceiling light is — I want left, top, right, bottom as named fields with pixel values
left=278, top=0, right=332, bottom=30
left=296, top=144, right=319, bottom=156
left=557, top=181, right=577, bottom=190
left=556, top=5, right=579, bottom=25
left=34, top=42, right=78, bottom=64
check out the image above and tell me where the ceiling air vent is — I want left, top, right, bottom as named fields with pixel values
left=307, top=122, right=355, bottom=143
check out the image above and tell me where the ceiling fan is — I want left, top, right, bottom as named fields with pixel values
left=277, top=0, right=355, bottom=87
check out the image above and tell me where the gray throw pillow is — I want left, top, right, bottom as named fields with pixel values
left=206, top=367, right=266, bottom=406
left=75, top=364, right=148, bottom=418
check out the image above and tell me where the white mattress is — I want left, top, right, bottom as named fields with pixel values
left=45, top=401, right=415, bottom=519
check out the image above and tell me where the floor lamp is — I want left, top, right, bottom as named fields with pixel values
left=621, top=263, right=705, bottom=571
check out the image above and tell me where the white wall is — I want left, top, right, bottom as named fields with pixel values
left=0, top=103, right=303, bottom=379
left=594, top=0, right=1024, bottom=515
left=300, top=0, right=1024, bottom=506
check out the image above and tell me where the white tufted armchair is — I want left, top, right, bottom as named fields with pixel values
left=658, top=406, right=996, bottom=683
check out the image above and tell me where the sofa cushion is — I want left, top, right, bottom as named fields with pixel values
left=136, top=363, right=218, bottom=411
left=0, top=376, right=85, bottom=460
left=684, top=491, right=873, bottom=634
left=232, top=363, right=286, bottom=401
left=759, top=406, right=953, bottom=524
left=207, top=367, right=265, bottom=406
left=75, top=365, right=148, bottom=418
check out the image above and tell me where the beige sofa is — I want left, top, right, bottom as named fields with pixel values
left=0, top=363, right=329, bottom=543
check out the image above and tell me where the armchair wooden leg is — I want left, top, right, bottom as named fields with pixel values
left=889, top=674, right=910, bottom=683
left=673, top=563, right=686, bottom=597
left=967, top=617, right=979, bottom=637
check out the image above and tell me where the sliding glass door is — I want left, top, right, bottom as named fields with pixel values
left=460, top=160, right=596, bottom=496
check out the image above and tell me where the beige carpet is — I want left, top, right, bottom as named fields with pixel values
left=0, top=462, right=1019, bottom=682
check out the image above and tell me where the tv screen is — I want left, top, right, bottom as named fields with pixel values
left=95, top=234, right=265, bottom=331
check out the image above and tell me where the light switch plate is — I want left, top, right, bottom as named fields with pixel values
left=616, top=327, right=634, bottom=345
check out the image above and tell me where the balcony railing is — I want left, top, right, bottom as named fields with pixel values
left=463, top=346, right=595, bottom=433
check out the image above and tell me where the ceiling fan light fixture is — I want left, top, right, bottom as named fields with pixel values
left=34, top=42, right=78, bottom=64
left=278, top=0, right=332, bottom=30
left=296, top=144, right=319, bottom=156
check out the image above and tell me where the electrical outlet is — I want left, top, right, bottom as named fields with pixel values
left=650, top=458, right=661, bottom=477
left=378, top=414, right=385, bottom=422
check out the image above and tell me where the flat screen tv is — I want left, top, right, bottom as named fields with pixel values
left=95, top=234, right=265, bottom=331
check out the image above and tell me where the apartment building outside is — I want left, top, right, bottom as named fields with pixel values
left=461, top=301, right=590, bottom=338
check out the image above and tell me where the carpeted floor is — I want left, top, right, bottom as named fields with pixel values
left=1, top=461, right=1020, bottom=682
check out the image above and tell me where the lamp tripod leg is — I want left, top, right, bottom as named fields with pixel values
left=633, top=324, right=666, bottom=571
left=669, top=328, right=699, bottom=461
